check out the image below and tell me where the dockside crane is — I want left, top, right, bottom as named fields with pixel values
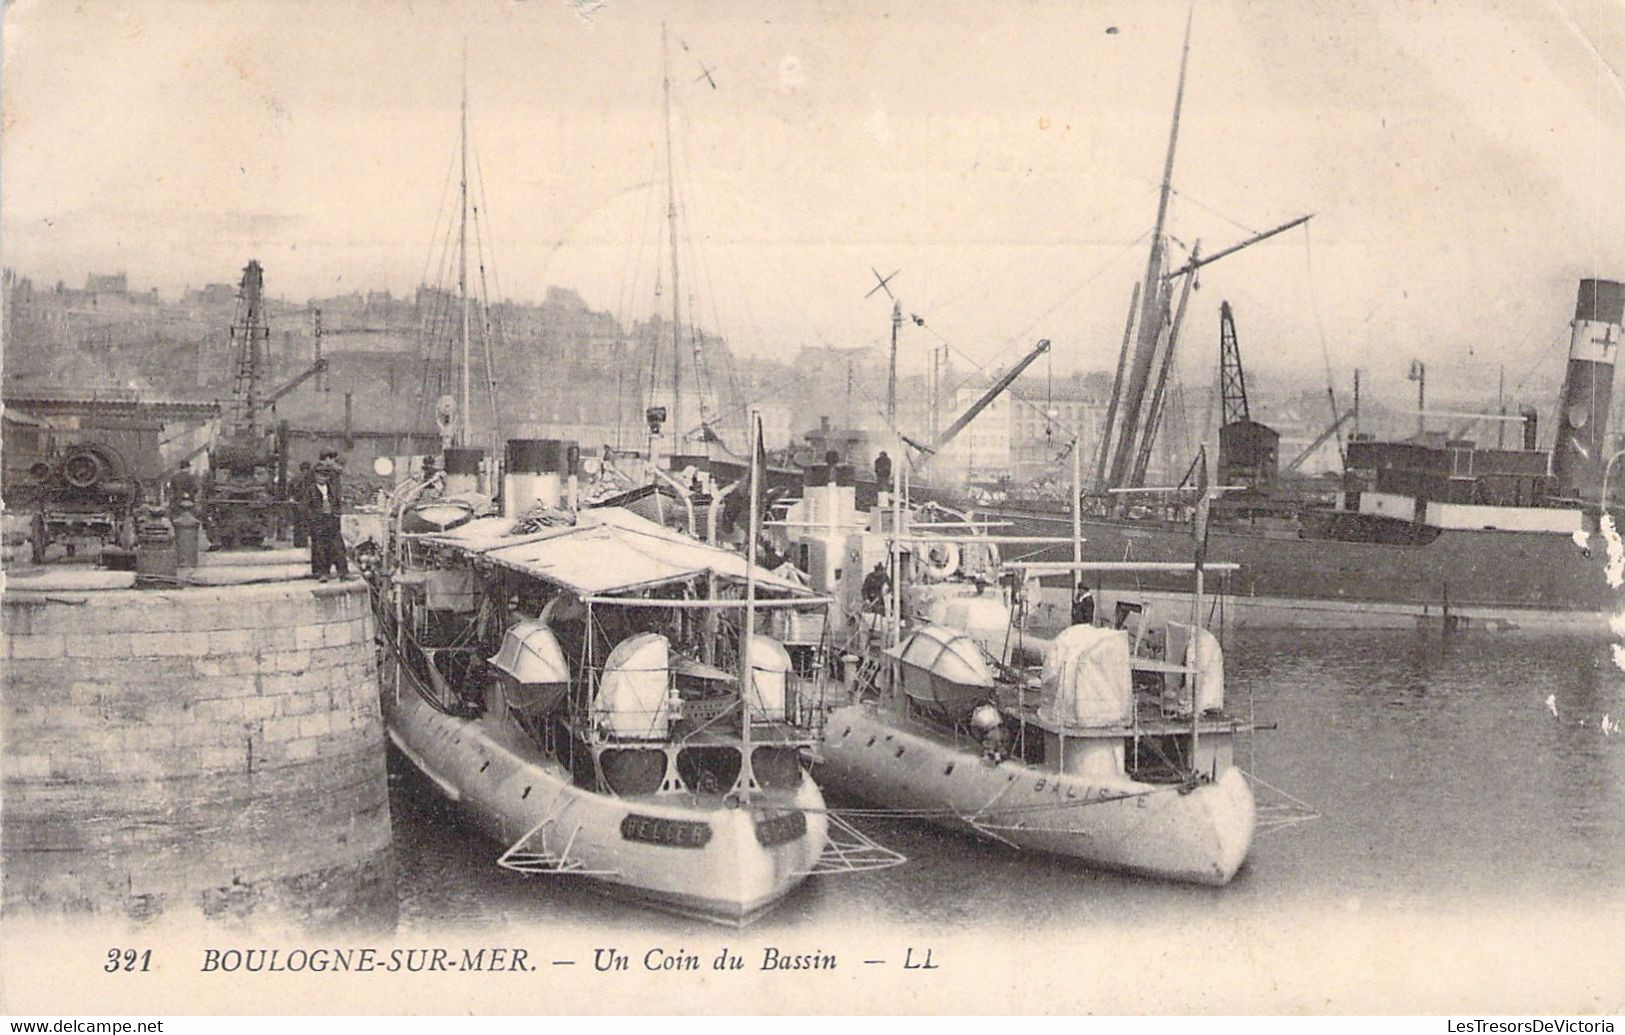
left=199, top=260, right=325, bottom=548
left=1218, top=301, right=1249, bottom=425
left=910, top=338, right=1052, bottom=469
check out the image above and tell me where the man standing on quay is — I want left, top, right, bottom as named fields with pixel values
left=302, top=451, right=349, bottom=581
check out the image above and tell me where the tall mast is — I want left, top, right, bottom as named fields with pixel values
left=458, top=43, right=472, bottom=449
left=737, top=409, right=763, bottom=800
left=662, top=24, right=685, bottom=460
left=1105, top=4, right=1194, bottom=493
left=888, top=300, right=901, bottom=434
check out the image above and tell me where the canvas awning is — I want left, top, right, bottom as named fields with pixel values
left=416, top=507, right=813, bottom=598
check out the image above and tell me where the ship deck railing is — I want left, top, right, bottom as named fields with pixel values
left=995, top=679, right=1256, bottom=740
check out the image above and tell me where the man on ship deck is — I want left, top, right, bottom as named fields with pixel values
left=862, top=561, right=890, bottom=614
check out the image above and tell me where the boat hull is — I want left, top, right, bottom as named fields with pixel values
left=383, top=658, right=829, bottom=924
left=817, top=703, right=1255, bottom=886
left=995, top=510, right=1620, bottom=636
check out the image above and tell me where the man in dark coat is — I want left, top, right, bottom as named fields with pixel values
left=861, top=561, right=889, bottom=613
left=167, top=461, right=199, bottom=516
left=1072, top=585, right=1096, bottom=626
left=302, top=452, right=348, bottom=581
left=287, top=461, right=313, bottom=548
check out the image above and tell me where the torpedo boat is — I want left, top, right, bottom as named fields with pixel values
left=371, top=436, right=879, bottom=924
left=776, top=467, right=1259, bottom=885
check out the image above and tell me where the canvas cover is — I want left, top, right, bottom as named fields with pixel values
left=417, top=507, right=811, bottom=598
left=422, top=568, right=475, bottom=611
left=595, top=632, right=670, bottom=740
left=743, top=636, right=792, bottom=722
left=1039, top=624, right=1133, bottom=728
left=488, top=619, right=569, bottom=686
left=1167, top=621, right=1225, bottom=713
left=925, top=594, right=1016, bottom=664
left=886, top=624, right=997, bottom=690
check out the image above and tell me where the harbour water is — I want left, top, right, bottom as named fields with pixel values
left=388, top=628, right=1625, bottom=936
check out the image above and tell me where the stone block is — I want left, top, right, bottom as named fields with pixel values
left=168, top=722, right=225, bottom=748
left=193, top=653, right=264, bottom=678
left=254, top=626, right=301, bottom=652
left=65, top=633, right=132, bottom=658
left=284, top=738, right=320, bottom=762
left=293, top=625, right=325, bottom=651
left=304, top=647, right=350, bottom=672
left=95, top=653, right=198, bottom=685
left=207, top=629, right=257, bottom=655
left=192, top=698, right=246, bottom=722
left=261, top=716, right=303, bottom=743
left=43, top=703, right=100, bottom=730
left=241, top=697, right=279, bottom=720
left=257, top=672, right=310, bottom=700
left=129, top=631, right=211, bottom=657
left=198, top=746, right=247, bottom=772
left=8, top=634, right=65, bottom=659
left=124, top=726, right=177, bottom=750
left=274, top=692, right=322, bottom=718
left=195, top=674, right=259, bottom=701
left=321, top=622, right=352, bottom=647
left=96, top=695, right=160, bottom=724
left=296, top=714, right=333, bottom=739
left=7, top=754, right=52, bottom=779
left=272, top=650, right=312, bottom=674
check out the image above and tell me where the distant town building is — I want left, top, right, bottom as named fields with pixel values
left=938, top=381, right=1012, bottom=482
left=84, top=272, right=128, bottom=295
left=1008, top=374, right=1108, bottom=481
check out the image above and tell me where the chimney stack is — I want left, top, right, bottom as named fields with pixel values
left=1552, top=279, right=1625, bottom=498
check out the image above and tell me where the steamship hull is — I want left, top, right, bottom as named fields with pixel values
left=382, top=656, right=830, bottom=924
left=990, top=509, right=1620, bottom=636
left=818, top=704, right=1256, bottom=885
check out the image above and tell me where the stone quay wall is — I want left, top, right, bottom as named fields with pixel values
left=1, top=579, right=396, bottom=926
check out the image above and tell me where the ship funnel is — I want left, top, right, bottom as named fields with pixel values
left=1552, top=279, right=1625, bottom=498
left=802, top=464, right=828, bottom=526
left=834, top=464, right=857, bottom=522
left=503, top=439, right=576, bottom=517
left=442, top=447, right=484, bottom=496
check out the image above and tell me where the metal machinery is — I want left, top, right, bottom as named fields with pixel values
left=1214, top=301, right=1280, bottom=492
left=27, top=434, right=150, bottom=564
left=201, top=260, right=325, bottom=549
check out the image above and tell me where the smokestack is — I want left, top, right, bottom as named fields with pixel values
left=503, top=439, right=572, bottom=517
left=834, top=463, right=856, bottom=521
left=1552, top=279, right=1625, bottom=498
left=1520, top=407, right=1539, bottom=452
left=442, top=447, right=484, bottom=496
left=803, top=464, right=828, bottom=526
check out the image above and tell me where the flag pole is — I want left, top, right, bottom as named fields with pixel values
left=891, top=448, right=904, bottom=650
left=1071, top=434, right=1083, bottom=605
left=1190, top=441, right=1211, bottom=771
left=738, top=408, right=763, bottom=801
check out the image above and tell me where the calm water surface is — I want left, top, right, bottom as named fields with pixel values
left=386, top=628, right=1625, bottom=937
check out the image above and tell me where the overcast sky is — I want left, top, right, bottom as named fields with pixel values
left=5, top=0, right=1625, bottom=407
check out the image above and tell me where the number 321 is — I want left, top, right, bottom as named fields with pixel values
left=105, top=949, right=152, bottom=973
